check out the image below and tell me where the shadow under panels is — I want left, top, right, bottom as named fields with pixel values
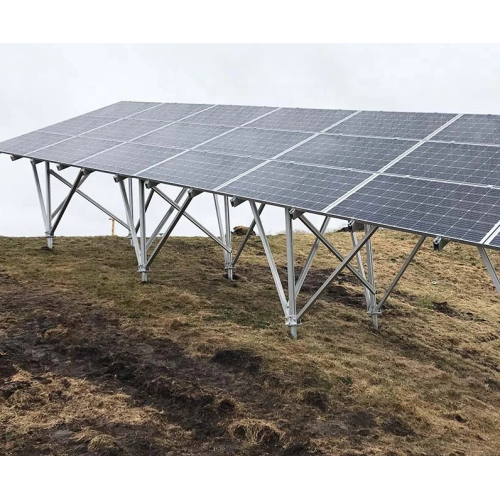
left=331, top=175, right=500, bottom=246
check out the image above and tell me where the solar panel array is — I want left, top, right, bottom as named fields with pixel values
left=1, top=101, right=500, bottom=249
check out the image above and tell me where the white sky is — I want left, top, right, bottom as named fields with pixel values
left=1, top=43, right=500, bottom=238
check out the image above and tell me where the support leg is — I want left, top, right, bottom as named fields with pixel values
left=351, top=229, right=370, bottom=306
left=138, top=179, right=148, bottom=283
left=45, top=161, right=53, bottom=249
left=128, top=178, right=134, bottom=246
left=364, top=224, right=378, bottom=329
left=478, top=247, right=500, bottom=296
left=297, top=226, right=378, bottom=321
left=224, top=196, right=234, bottom=280
left=285, top=208, right=298, bottom=339
left=295, top=216, right=330, bottom=296
left=232, top=203, right=265, bottom=267
left=250, top=201, right=288, bottom=315
left=50, top=169, right=85, bottom=236
left=376, top=235, right=427, bottom=310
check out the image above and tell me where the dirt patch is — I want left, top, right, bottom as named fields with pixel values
left=1, top=233, right=500, bottom=455
left=432, top=301, right=459, bottom=317
left=211, top=349, right=262, bottom=374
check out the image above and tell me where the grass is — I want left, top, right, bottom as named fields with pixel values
left=0, top=229, right=499, bottom=455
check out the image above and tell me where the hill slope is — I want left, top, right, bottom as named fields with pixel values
left=0, top=230, right=500, bottom=455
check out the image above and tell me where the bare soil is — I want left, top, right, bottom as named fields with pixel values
left=0, top=230, right=500, bottom=455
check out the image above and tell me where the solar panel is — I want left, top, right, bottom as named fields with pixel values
left=132, top=103, right=212, bottom=122
left=38, top=115, right=118, bottom=136
left=388, top=141, right=500, bottom=187
left=331, top=111, right=455, bottom=140
left=3, top=100, right=500, bottom=249
left=220, top=161, right=372, bottom=212
left=432, top=114, right=500, bottom=146
left=0, top=131, right=70, bottom=155
left=181, top=105, right=277, bottom=127
left=29, top=136, right=120, bottom=165
left=134, top=122, right=232, bottom=149
left=83, top=119, right=172, bottom=142
left=87, top=101, right=162, bottom=119
left=78, top=143, right=184, bottom=176
left=142, top=151, right=263, bottom=190
left=198, top=127, right=312, bottom=159
left=248, top=108, right=355, bottom=133
left=330, top=175, right=500, bottom=245
left=279, top=134, right=417, bottom=172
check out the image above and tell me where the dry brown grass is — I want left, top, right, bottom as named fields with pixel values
left=0, top=230, right=499, bottom=455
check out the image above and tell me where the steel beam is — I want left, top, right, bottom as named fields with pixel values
left=31, top=162, right=48, bottom=233
left=224, top=196, right=234, bottom=280
left=351, top=229, right=370, bottom=306
left=478, top=246, right=500, bottom=296
left=295, top=216, right=330, bottom=296
left=51, top=169, right=85, bottom=235
left=50, top=169, right=128, bottom=229
left=376, top=234, right=427, bottom=310
left=146, top=188, right=187, bottom=250
left=152, top=187, right=230, bottom=252
left=298, top=215, right=376, bottom=295
left=285, top=208, right=298, bottom=339
left=45, top=162, right=53, bottom=249
left=250, top=201, right=288, bottom=315
left=297, top=226, right=378, bottom=321
left=138, top=179, right=148, bottom=282
left=232, top=203, right=265, bottom=267
left=147, top=191, right=196, bottom=268
left=364, top=224, right=378, bottom=329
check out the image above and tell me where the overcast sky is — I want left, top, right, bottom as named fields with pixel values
left=1, top=43, right=500, bottom=238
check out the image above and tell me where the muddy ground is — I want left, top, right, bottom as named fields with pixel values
left=0, top=231, right=500, bottom=455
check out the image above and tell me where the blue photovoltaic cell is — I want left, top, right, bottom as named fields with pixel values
left=220, top=161, right=371, bottom=212
left=83, top=119, right=171, bottom=142
left=332, top=175, right=500, bottom=244
left=182, top=105, right=277, bottom=127
left=280, top=134, right=416, bottom=172
left=198, top=127, right=312, bottom=159
left=331, top=111, right=455, bottom=140
left=249, top=108, right=355, bottom=133
left=142, top=151, right=263, bottom=190
left=29, top=136, right=120, bottom=165
left=39, top=115, right=118, bottom=136
left=432, top=114, right=500, bottom=146
left=388, top=141, right=500, bottom=187
left=0, top=131, right=70, bottom=155
left=133, top=103, right=212, bottom=122
left=87, top=101, right=162, bottom=119
left=133, top=122, right=231, bottom=149
left=78, top=143, right=183, bottom=176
